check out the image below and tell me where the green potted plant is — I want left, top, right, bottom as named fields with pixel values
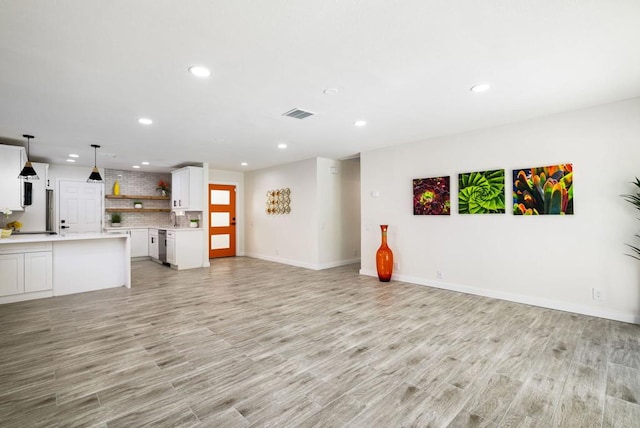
left=110, top=212, right=122, bottom=227
left=133, top=201, right=143, bottom=209
left=623, top=177, right=640, bottom=260
left=190, top=218, right=199, bottom=228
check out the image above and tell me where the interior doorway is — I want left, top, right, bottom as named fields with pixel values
left=209, top=184, right=236, bottom=258
left=58, top=180, right=103, bottom=234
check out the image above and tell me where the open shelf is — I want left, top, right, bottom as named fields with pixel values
left=106, top=194, right=170, bottom=200
left=105, top=208, right=171, bottom=213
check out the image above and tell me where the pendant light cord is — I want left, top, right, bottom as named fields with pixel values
left=87, top=144, right=103, bottom=182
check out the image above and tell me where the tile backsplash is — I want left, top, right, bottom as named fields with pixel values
left=105, top=169, right=172, bottom=228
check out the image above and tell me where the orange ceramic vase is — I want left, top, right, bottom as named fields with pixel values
left=376, top=225, right=393, bottom=282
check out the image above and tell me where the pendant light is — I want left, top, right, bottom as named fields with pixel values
left=18, top=134, right=40, bottom=180
left=87, top=144, right=103, bottom=182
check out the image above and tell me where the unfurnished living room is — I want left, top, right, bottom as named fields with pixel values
left=1, top=1, right=640, bottom=427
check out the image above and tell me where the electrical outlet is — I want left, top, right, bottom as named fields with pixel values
left=436, top=271, right=443, bottom=280
left=592, top=288, right=604, bottom=301
left=393, top=262, right=399, bottom=270
left=275, top=249, right=279, bottom=255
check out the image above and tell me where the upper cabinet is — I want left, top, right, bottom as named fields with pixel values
left=171, top=166, right=203, bottom=211
left=0, top=145, right=26, bottom=211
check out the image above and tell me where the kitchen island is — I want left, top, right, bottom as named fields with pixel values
left=0, top=233, right=130, bottom=304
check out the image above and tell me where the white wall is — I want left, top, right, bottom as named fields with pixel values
left=245, top=158, right=319, bottom=269
left=209, top=168, right=245, bottom=256
left=245, top=157, right=362, bottom=269
left=361, top=97, right=640, bottom=324
left=49, top=164, right=105, bottom=183
left=317, top=158, right=361, bottom=268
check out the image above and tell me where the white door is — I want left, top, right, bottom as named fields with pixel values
left=59, top=181, right=103, bottom=234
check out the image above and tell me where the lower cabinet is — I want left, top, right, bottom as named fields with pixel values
left=107, top=228, right=149, bottom=258
left=0, top=243, right=52, bottom=297
left=148, top=229, right=159, bottom=260
left=103, top=227, right=203, bottom=268
left=0, top=253, right=24, bottom=296
left=166, top=231, right=176, bottom=264
left=166, top=229, right=203, bottom=270
left=25, top=251, right=53, bottom=292
left=129, top=229, right=149, bottom=258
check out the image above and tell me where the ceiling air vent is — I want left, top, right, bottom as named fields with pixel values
left=282, top=108, right=315, bottom=119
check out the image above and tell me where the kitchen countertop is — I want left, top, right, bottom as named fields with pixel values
left=0, top=233, right=129, bottom=245
left=104, top=226, right=154, bottom=230
left=104, top=226, right=204, bottom=231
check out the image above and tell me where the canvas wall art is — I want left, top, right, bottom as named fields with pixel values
left=513, top=164, right=573, bottom=215
left=413, top=176, right=450, bottom=215
left=458, top=169, right=505, bottom=214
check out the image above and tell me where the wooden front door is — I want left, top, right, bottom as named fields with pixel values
left=209, top=184, right=236, bottom=258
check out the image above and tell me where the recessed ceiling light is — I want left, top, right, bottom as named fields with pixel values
left=278, top=143, right=287, bottom=149
left=132, top=165, right=140, bottom=169
left=470, top=83, right=491, bottom=93
left=69, top=153, right=79, bottom=158
left=323, top=88, right=339, bottom=95
left=354, top=120, right=367, bottom=127
left=188, top=66, right=211, bottom=78
left=138, top=118, right=153, bottom=125
left=241, top=162, right=248, bottom=166
left=66, top=159, right=75, bottom=163
left=141, top=161, right=150, bottom=165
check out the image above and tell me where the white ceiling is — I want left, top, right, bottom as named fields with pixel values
left=1, top=1, right=639, bottom=172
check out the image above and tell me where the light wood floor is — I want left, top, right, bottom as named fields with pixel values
left=1, top=257, right=639, bottom=427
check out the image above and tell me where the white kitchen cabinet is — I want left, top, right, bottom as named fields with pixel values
left=171, top=166, right=203, bottom=211
left=24, top=251, right=53, bottom=293
left=0, top=243, right=52, bottom=297
left=166, top=230, right=176, bottom=264
left=171, top=168, right=187, bottom=210
left=165, top=229, right=203, bottom=270
left=0, top=253, right=24, bottom=296
left=18, top=162, right=49, bottom=231
left=148, top=229, right=159, bottom=260
left=166, top=231, right=178, bottom=265
left=0, top=144, right=26, bottom=211
left=129, top=229, right=149, bottom=258
left=105, top=228, right=149, bottom=258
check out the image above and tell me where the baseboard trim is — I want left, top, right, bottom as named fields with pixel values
left=359, top=269, right=640, bottom=325
left=246, top=253, right=360, bottom=271
left=318, top=258, right=361, bottom=270
left=0, top=290, right=54, bottom=305
left=245, top=253, right=319, bottom=270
